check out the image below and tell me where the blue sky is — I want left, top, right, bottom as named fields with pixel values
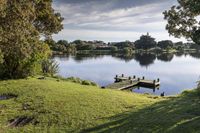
left=52, top=0, right=186, bottom=42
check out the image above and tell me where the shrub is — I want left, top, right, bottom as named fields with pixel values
left=41, top=59, right=59, bottom=77
left=63, top=77, right=98, bottom=86
left=90, top=82, right=98, bottom=86
left=82, top=80, right=91, bottom=85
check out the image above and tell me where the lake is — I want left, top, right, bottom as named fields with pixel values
left=54, top=52, right=200, bottom=96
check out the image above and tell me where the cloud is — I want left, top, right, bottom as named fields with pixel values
left=53, top=28, right=186, bottom=43
left=52, top=0, right=184, bottom=42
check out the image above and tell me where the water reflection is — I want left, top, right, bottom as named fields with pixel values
left=157, top=53, right=174, bottom=62
left=53, top=51, right=200, bottom=95
left=132, top=86, right=160, bottom=93
left=189, top=52, right=200, bottom=59
left=53, top=52, right=200, bottom=67
left=135, top=53, right=156, bottom=67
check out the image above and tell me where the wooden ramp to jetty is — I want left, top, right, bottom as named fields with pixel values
left=105, top=74, right=160, bottom=90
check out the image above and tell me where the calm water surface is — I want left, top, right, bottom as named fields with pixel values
left=54, top=52, right=200, bottom=95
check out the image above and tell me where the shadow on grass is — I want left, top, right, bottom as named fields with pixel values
left=82, top=90, right=200, bottom=133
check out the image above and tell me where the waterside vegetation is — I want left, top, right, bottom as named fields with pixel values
left=47, top=33, right=200, bottom=55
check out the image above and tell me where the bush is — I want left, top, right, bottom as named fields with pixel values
left=82, top=80, right=91, bottom=85
left=66, top=77, right=82, bottom=84
left=65, top=77, right=98, bottom=86
left=90, top=82, right=98, bottom=86
left=41, top=59, right=59, bottom=77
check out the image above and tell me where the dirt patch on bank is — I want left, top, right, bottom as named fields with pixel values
left=0, top=94, right=17, bottom=100
left=8, top=116, right=35, bottom=127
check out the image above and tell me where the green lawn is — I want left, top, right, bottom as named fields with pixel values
left=0, top=78, right=200, bottom=133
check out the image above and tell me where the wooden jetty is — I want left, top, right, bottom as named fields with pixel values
left=106, top=74, right=160, bottom=90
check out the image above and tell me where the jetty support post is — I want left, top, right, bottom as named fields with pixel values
left=122, top=74, right=124, bottom=77
left=142, top=76, right=145, bottom=80
left=153, top=80, right=156, bottom=85
left=133, top=75, right=136, bottom=79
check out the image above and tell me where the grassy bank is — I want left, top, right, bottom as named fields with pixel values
left=0, top=78, right=200, bottom=132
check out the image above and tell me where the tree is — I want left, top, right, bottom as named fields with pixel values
left=57, top=40, right=69, bottom=46
left=123, top=47, right=133, bottom=54
left=135, top=34, right=157, bottom=49
left=73, top=40, right=96, bottom=50
left=0, top=0, right=63, bottom=79
left=157, top=40, right=174, bottom=49
left=110, top=46, right=118, bottom=52
left=44, top=39, right=57, bottom=50
left=190, top=43, right=200, bottom=50
left=164, top=0, right=200, bottom=44
left=113, top=41, right=134, bottom=49
left=56, top=40, right=67, bottom=52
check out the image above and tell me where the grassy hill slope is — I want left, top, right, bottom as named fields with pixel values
left=0, top=78, right=199, bottom=133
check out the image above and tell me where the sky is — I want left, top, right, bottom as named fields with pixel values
left=52, top=0, right=186, bottom=43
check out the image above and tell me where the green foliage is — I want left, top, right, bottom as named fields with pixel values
left=135, top=34, right=157, bottom=49
left=64, top=77, right=98, bottom=86
left=123, top=47, right=133, bottom=54
left=41, top=59, right=59, bottom=77
left=49, top=39, right=77, bottom=54
left=44, top=39, right=56, bottom=50
left=0, top=0, right=63, bottom=79
left=34, top=0, right=64, bottom=36
left=157, top=40, right=174, bottom=49
left=73, top=40, right=96, bottom=51
left=110, top=46, right=118, bottom=52
left=190, top=43, right=200, bottom=50
left=163, top=0, right=200, bottom=44
left=112, top=41, right=134, bottom=49
left=81, top=80, right=91, bottom=85
left=81, top=80, right=97, bottom=86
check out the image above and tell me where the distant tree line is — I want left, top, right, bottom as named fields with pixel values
left=47, top=33, right=200, bottom=55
